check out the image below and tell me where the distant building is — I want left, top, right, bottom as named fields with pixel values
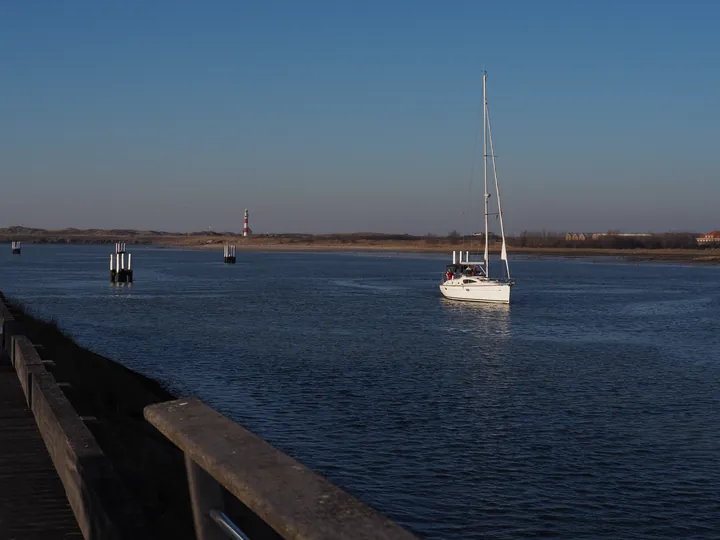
left=565, top=233, right=588, bottom=241
left=696, top=231, right=720, bottom=244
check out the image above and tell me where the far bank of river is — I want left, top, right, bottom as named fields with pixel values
left=160, top=241, right=720, bottom=265
left=3, top=233, right=719, bottom=264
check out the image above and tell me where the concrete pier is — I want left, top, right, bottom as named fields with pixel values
left=0, top=296, right=152, bottom=540
left=0, top=292, right=418, bottom=540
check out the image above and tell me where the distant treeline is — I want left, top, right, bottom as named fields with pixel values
left=507, top=231, right=703, bottom=250
left=261, top=231, right=707, bottom=249
left=422, top=231, right=706, bottom=249
left=259, top=233, right=422, bottom=243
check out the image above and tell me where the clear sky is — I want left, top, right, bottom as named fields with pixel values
left=1, top=1, right=718, bottom=235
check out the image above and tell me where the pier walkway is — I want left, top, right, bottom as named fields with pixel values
left=0, top=353, right=81, bottom=539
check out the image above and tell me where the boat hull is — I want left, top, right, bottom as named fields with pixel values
left=439, top=280, right=512, bottom=304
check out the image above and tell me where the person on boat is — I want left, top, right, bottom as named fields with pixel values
left=446, top=269, right=454, bottom=281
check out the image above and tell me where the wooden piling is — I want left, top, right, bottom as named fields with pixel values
left=110, top=243, right=133, bottom=283
left=223, top=245, right=236, bottom=264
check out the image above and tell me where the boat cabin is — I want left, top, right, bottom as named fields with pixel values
left=444, top=263, right=486, bottom=281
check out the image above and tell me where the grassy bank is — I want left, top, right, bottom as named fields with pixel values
left=5, top=299, right=195, bottom=540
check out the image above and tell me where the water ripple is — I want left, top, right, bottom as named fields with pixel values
left=2, top=247, right=720, bottom=538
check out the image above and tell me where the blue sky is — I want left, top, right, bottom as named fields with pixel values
left=1, top=1, right=718, bottom=234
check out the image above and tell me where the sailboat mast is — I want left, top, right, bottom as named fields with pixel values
left=483, top=71, right=490, bottom=277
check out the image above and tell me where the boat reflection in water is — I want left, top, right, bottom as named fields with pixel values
left=438, top=298, right=513, bottom=396
left=439, top=298, right=511, bottom=338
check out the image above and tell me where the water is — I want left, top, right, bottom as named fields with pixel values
left=2, top=245, right=720, bottom=539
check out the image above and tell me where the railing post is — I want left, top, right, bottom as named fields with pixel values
left=186, top=454, right=226, bottom=540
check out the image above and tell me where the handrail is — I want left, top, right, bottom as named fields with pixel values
left=145, top=397, right=418, bottom=540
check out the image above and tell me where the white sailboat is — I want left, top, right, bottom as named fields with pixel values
left=440, top=71, right=515, bottom=304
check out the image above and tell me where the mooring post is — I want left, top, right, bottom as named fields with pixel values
left=110, top=243, right=133, bottom=283
left=223, top=245, right=236, bottom=264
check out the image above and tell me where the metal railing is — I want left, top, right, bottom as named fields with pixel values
left=210, top=509, right=250, bottom=540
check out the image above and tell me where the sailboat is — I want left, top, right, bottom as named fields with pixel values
left=440, top=71, right=515, bottom=304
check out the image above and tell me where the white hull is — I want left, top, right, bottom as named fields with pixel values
left=440, top=278, right=512, bottom=304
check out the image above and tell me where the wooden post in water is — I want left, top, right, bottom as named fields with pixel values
left=223, top=245, right=236, bottom=264
left=11, top=241, right=21, bottom=255
left=110, top=243, right=134, bottom=284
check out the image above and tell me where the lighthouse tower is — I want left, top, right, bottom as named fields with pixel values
left=243, top=208, right=250, bottom=237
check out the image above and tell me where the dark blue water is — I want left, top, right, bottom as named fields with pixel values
left=2, top=245, right=720, bottom=539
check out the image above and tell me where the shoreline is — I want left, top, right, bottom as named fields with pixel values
left=133, top=242, right=720, bottom=265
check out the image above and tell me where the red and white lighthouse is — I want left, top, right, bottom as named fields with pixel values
left=243, top=208, right=250, bottom=237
